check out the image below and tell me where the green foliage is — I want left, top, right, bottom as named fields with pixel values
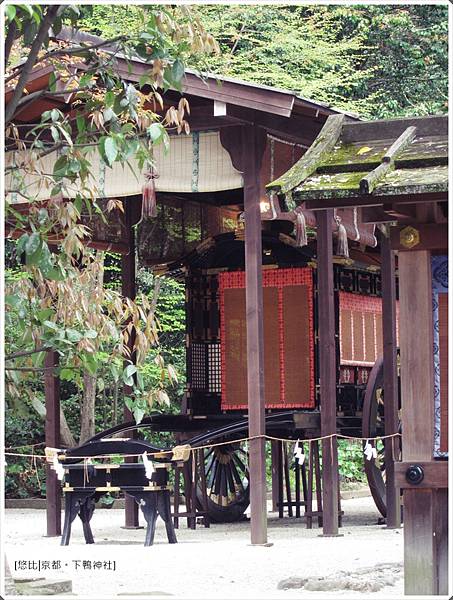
left=5, top=5, right=217, bottom=422
left=191, top=5, right=447, bottom=119
left=337, top=440, right=366, bottom=483
left=5, top=407, right=46, bottom=498
left=75, top=5, right=447, bottom=119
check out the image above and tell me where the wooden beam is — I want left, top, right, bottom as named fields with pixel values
left=316, top=209, right=339, bottom=536
left=360, top=127, right=417, bottom=194
left=390, top=223, right=448, bottom=252
left=243, top=124, right=268, bottom=545
left=394, top=461, right=448, bottom=489
left=121, top=198, right=139, bottom=529
left=226, top=104, right=322, bottom=146
left=303, top=192, right=447, bottom=211
left=398, top=250, right=448, bottom=594
left=341, top=115, right=447, bottom=144
left=399, top=251, right=434, bottom=463
left=44, top=350, right=61, bottom=537
left=361, top=207, right=408, bottom=224
left=267, top=114, right=344, bottom=195
left=380, top=233, right=401, bottom=529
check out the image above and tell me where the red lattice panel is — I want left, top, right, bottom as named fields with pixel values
left=219, top=268, right=315, bottom=410
left=339, top=292, right=399, bottom=367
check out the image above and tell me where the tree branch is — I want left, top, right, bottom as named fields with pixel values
left=5, top=347, right=51, bottom=361
left=4, top=19, right=18, bottom=69
left=5, top=5, right=60, bottom=125
left=6, top=34, right=128, bottom=85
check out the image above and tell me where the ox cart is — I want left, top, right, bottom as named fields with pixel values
left=58, top=226, right=398, bottom=530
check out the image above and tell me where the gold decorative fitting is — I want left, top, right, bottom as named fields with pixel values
left=400, top=226, right=420, bottom=249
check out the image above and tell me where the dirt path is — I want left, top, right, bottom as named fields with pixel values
left=4, top=496, right=404, bottom=598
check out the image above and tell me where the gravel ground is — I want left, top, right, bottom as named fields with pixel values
left=4, top=497, right=404, bottom=599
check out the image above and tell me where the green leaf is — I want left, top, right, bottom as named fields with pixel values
left=84, top=330, right=98, bottom=339
left=48, top=71, right=57, bottom=92
left=122, top=364, right=137, bottom=386
left=51, top=108, right=61, bottom=122
left=171, top=59, right=185, bottom=86
left=136, top=370, right=144, bottom=391
left=5, top=294, right=22, bottom=308
left=103, top=107, right=115, bottom=123
left=147, top=122, right=165, bottom=144
left=79, top=73, right=93, bottom=88
left=44, top=266, right=66, bottom=281
left=76, top=115, right=86, bottom=134
left=133, top=406, right=145, bottom=424
left=50, top=125, right=60, bottom=143
left=83, top=353, right=99, bottom=376
left=53, top=155, right=68, bottom=178
left=109, top=363, right=120, bottom=382
left=139, top=73, right=151, bottom=88
left=6, top=5, right=17, bottom=23
left=36, top=308, right=54, bottom=321
left=101, top=136, right=118, bottom=166
left=65, top=329, right=82, bottom=342
left=16, top=234, right=29, bottom=257
left=25, top=233, right=40, bottom=256
left=59, top=368, right=75, bottom=381
left=105, top=90, right=115, bottom=107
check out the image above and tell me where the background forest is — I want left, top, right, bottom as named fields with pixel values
left=5, top=3, right=448, bottom=497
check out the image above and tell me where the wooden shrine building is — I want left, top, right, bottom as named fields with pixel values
left=5, top=28, right=449, bottom=595
left=270, top=113, right=448, bottom=594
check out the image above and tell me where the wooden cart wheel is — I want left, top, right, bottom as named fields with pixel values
left=197, top=442, right=250, bottom=523
left=362, top=356, right=401, bottom=518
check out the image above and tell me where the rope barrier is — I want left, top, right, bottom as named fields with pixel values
left=3, top=432, right=401, bottom=462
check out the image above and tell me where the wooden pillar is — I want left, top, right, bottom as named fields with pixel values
left=271, top=440, right=279, bottom=512
left=399, top=250, right=446, bottom=594
left=243, top=124, right=267, bottom=545
left=316, top=210, right=339, bottom=536
left=44, top=350, right=61, bottom=536
left=121, top=199, right=139, bottom=528
left=380, top=233, right=401, bottom=528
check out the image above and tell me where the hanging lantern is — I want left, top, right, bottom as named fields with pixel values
left=141, top=166, right=159, bottom=219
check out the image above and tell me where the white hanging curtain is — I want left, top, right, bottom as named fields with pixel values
left=5, top=131, right=243, bottom=204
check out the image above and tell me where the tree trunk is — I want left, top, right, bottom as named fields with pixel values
left=80, top=372, right=96, bottom=443
left=79, top=251, right=105, bottom=444
left=59, top=406, right=76, bottom=447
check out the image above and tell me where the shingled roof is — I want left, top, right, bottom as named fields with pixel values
left=267, top=114, right=448, bottom=210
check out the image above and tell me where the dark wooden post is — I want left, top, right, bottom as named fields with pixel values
left=121, top=198, right=139, bottom=528
left=380, top=233, right=401, bottom=529
left=398, top=250, right=447, bottom=594
left=243, top=124, right=267, bottom=545
left=316, top=209, right=339, bottom=536
left=44, top=350, right=61, bottom=536
left=271, top=440, right=279, bottom=512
